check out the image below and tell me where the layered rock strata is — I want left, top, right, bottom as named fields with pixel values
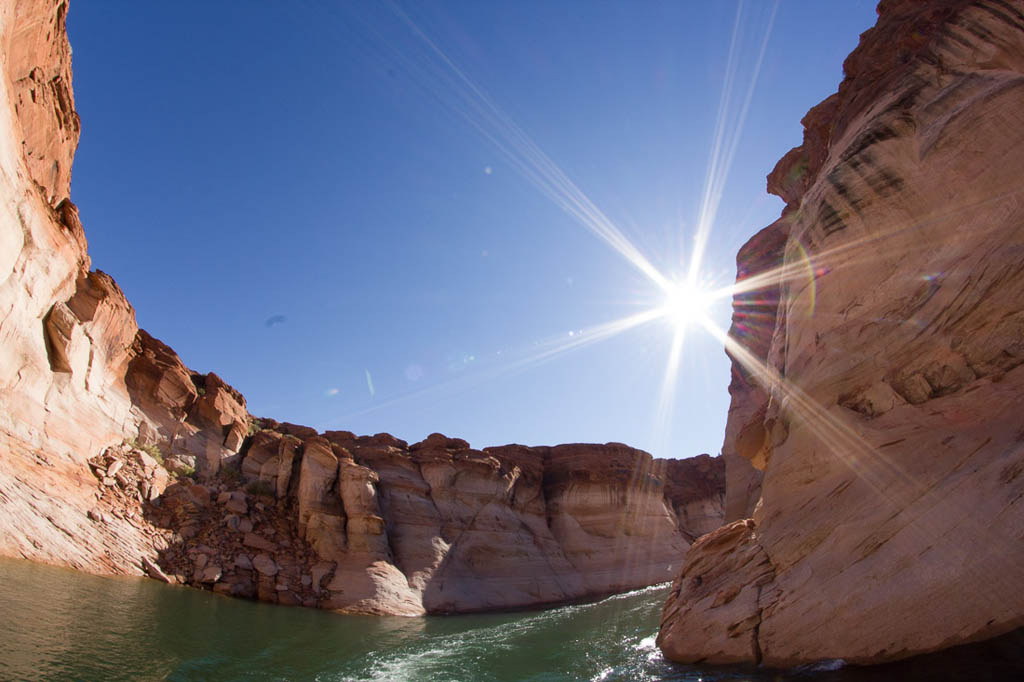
left=659, top=453, right=725, bottom=541
left=0, top=0, right=145, bottom=572
left=660, top=0, right=1024, bottom=666
left=0, top=0, right=726, bottom=614
left=153, top=431, right=722, bottom=615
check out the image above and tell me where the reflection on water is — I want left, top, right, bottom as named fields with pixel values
left=0, top=557, right=1021, bottom=681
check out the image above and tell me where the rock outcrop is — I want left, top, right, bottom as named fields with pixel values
left=660, top=0, right=1024, bottom=666
left=151, top=431, right=722, bottom=615
left=0, top=0, right=726, bottom=614
left=126, top=330, right=250, bottom=474
left=659, top=453, right=726, bottom=541
left=720, top=224, right=788, bottom=522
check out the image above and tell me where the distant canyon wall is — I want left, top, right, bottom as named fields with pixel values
left=146, top=430, right=722, bottom=615
left=0, top=0, right=726, bottom=614
left=660, top=0, right=1024, bottom=667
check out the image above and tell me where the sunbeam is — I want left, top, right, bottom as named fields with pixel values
left=690, top=0, right=779, bottom=286
left=696, top=309, right=1021, bottom=617
left=314, top=0, right=787, bottom=458
left=652, top=324, right=688, bottom=458
left=329, top=307, right=666, bottom=425
left=721, top=184, right=1024, bottom=304
left=305, top=1, right=1023, bottom=646
left=378, top=0, right=672, bottom=291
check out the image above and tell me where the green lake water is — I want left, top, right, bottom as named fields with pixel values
left=1, top=557, right=1021, bottom=681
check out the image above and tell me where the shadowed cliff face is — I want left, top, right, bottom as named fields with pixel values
left=661, top=0, right=1024, bottom=667
left=721, top=222, right=789, bottom=522
left=0, top=0, right=726, bottom=614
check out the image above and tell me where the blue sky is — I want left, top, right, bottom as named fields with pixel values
left=67, top=1, right=878, bottom=459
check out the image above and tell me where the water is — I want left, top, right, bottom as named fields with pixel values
left=1, top=557, right=1021, bottom=681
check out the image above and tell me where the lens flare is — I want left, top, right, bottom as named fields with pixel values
left=660, top=280, right=712, bottom=330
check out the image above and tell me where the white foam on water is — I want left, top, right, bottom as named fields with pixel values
left=636, top=632, right=665, bottom=664
left=320, top=583, right=675, bottom=681
left=636, top=633, right=658, bottom=651
left=360, top=646, right=453, bottom=682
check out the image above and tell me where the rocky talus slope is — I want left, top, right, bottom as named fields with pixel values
left=0, top=0, right=725, bottom=614
left=660, top=0, right=1024, bottom=666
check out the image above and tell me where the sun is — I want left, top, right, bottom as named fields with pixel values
left=659, top=280, right=712, bottom=330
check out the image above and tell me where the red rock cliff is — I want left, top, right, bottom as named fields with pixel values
left=0, top=0, right=149, bottom=571
left=660, top=0, right=1024, bottom=666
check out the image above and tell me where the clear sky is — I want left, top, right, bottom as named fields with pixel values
left=66, top=1, right=878, bottom=460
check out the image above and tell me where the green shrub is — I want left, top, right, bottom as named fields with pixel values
left=245, top=479, right=275, bottom=497
left=247, top=418, right=264, bottom=436
left=129, top=439, right=164, bottom=466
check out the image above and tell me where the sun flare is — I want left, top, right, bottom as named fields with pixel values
left=660, top=280, right=712, bottom=330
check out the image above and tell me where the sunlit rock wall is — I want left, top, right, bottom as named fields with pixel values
left=0, top=0, right=152, bottom=571
left=202, top=430, right=722, bottom=615
left=0, top=0, right=265, bottom=573
left=660, top=0, right=1024, bottom=666
left=0, top=0, right=131, bottom=462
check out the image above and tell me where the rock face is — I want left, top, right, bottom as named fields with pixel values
left=720, top=225, right=788, bottom=522
left=659, top=454, right=726, bottom=541
left=0, top=0, right=253, bottom=572
left=660, top=0, right=1024, bottom=666
left=153, top=431, right=721, bottom=615
left=0, top=0, right=149, bottom=573
left=126, top=330, right=250, bottom=475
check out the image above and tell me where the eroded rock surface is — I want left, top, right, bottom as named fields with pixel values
left=155, top=431, right=721, bottom=615
left=657, top=520, right=773, bottom=664
left=0, top=0, right=148, bottom=574
left=661, top=0, right=1024, bottom=666
left=659, top=453, right=725, bottom=541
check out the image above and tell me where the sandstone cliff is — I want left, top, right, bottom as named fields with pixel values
left=0, top=0, right=725, bottom=615
left=146, top=432, right=719, bottom=615
left=0, top=0, right=151, bottom=572
left=660, top=0, right=1024, bottom=666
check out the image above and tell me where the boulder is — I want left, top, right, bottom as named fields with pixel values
left=142, top=556, right=172, bottom=584
left=252, top=554, right=278, bottom=576
left=243, top=533, right=277, bottom=553
left=197, top=565, right=222, bottom=584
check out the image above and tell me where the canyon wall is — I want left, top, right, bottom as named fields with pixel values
left=145, top=431, right=720, bottom=615
left=0, top=0, right=149, bottom=572
left=0, top=0, right=252, bottom=570
left=660, top=0, right=1024, bottom=666
left=0, top=0, right=725, bottom=614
